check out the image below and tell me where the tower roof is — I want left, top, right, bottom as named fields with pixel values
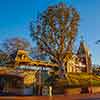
left=77, top=41, right=90, bottom=56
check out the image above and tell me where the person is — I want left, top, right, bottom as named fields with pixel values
left=49, top=86, right=52, bottom=96
left=88, top=80, right=92, bottom=95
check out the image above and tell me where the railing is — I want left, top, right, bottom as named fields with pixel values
left=15, top=59, right=59, bottom=68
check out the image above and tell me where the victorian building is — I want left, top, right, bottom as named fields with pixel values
left=67, top=40, right=92, bottom=73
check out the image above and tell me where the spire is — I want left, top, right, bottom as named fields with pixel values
left=80, top=32, right=84, bottom=42
left=77, top=34, right=90, bottom=57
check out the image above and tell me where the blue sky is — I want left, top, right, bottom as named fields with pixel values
left=0, top=0, right=99, bottom=64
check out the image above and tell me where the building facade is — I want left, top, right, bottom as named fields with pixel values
left=67, top=41, right=92, bottom=73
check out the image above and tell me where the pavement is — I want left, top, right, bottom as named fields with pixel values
left=0, top=94, right=100, bottom=100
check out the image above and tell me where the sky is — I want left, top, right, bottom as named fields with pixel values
left=0, top=0, right=100, bottom=64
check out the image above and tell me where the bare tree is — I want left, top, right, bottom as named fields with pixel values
left=0, top=37, right=32, bottom=66
left=30, top=3, right=80, bottom=74
left=2, top=37, right=31, bottom=55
